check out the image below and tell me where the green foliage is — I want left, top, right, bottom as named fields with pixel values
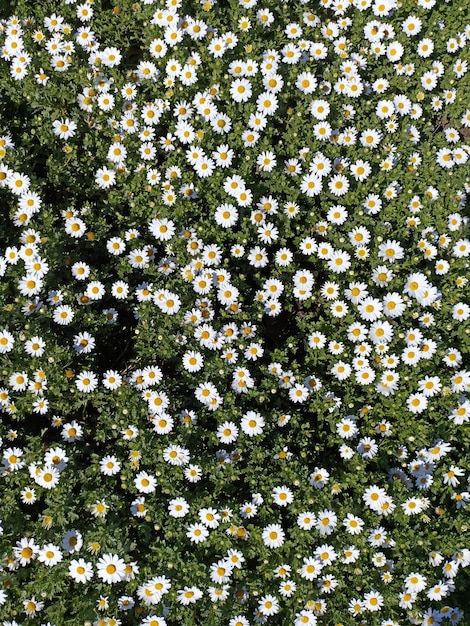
left=0, top=0, right=469, bottom=624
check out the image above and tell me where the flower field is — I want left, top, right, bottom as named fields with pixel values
left=0, top=0, right=469, bottom=624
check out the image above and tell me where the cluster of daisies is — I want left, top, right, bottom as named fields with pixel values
left=0, top=0, right=469, bottom=623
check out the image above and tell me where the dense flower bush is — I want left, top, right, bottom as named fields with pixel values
left=0, top=0, right=469, bottom=624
